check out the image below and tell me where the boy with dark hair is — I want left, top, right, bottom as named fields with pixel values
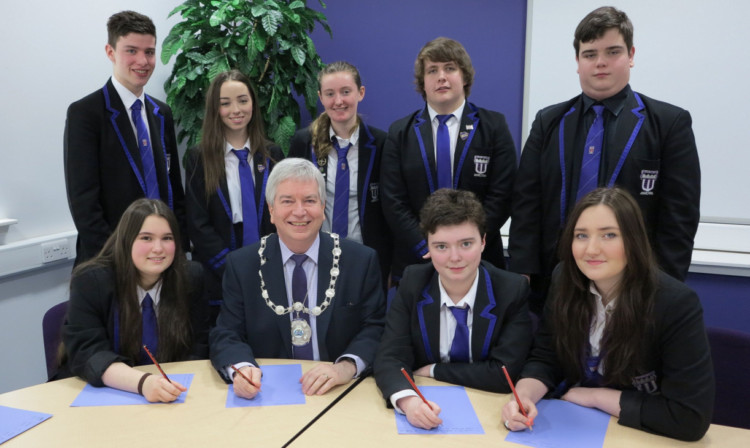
left=381, top=37, right=517, bottom=280
left=64, top=10, right=187, bottom=265
left=374, top=188, right=531, bottom=430
left=509, top=6, right=700, bottom=313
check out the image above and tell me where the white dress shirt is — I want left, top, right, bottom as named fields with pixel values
left=322, top=126, right=362, bottom=243
left=111, top=76, right=152, bottom=149
left=427, top=100, right=466, bottom=180
left=223, top=139, right=254, bottom=223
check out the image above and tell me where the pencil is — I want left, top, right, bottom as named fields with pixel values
left=400, top=367, right=434, bottom=411
left=231, top=365, right=261, bottom=390
left=501, top=365, right=533, bottom=430
left=142, top=345, right=171, bottom=383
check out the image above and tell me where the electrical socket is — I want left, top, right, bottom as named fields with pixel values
left=41, top=239, right=72, bottom=263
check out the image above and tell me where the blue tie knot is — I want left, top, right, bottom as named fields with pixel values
left=142, top=293, right=154, bottom=310
left=333, top=139, right=351, bottom=159
left=232, top=148, right=250, bottom=166
left=291, top=253, right=308, bottom=267
left=450, top=305, right=469, bottom=324
left=132, top=99, right=143, bottom=112
left=437, top=114, right=453, bottom=126
left=592, top=104, right=605, bottom=118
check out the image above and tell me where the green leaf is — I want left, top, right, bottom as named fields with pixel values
left=208, top=55, right=231, bottom=79
left=251, top=5, right=268, bottom=17
left=289, top=0, right=304, bottom=9
left=253, top=33, right=266, bottom=52
left=262, top=12, right=279, bottom=35
left=210, top=6, right=228, bottom=27
left=291, top=46, right=305, bottom=66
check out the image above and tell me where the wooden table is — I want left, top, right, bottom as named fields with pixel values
left=1, top=360, right=748, bottom=447
left=291, top=375, right=750, bottom=448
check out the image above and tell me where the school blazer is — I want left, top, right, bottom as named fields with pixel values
left=381, top=103, right=517, bottom=276
left=509, top=86, right=700, bottom=282
left=64, top=78, right=187, bottom=264
left=374, top=261, right=531, bottom=402
left=288, top=122, right=392, bottom=287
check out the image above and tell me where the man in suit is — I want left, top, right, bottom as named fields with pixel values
left=210, top=158, right=386, bottom=398
left=381, top=37, right=517, bottom=279
left=64, top=10, right=186, bottom=265
left=509, top=6, right=700, bottom=313
left=374, top=189, right=531, bottom=430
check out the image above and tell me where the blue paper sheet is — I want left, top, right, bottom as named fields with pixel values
left=504, top=399, right=610, bottom=448
left=395, top=385, right=484, bottom=435
left=0, top=405, right=52, bottom=444
left=70, top=373, right=194, bottom=407
left=226, top=364, right=306, bottom=408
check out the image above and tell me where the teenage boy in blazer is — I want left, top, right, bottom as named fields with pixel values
left=382, top=37, right=517, bottom=279
left=509, top=7, right=700, bottom=313
left=374, top=189, right=531, bottom=430
left=64, top=11, right=186, bottom=265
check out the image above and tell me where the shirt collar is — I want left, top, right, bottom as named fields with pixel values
left=582, top=84, right=631, bottom=117
left=225, top=138, right=252, bottom=156
left=589, top=282, right=617, bottom=313
left=427, top=100, right=466, bottom=124
left=111, top=76, right=145, bottom=112
left=137, top=281, right=163, bottom=306
left=279, top=233, right=321, bottom=266
left=329, top=125, right=360, bottom=148
left=438, top=268, right=479, bottom=310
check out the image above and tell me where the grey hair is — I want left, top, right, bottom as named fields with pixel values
left=265, top=157, right=326, bottom=205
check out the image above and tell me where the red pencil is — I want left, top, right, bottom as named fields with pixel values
left=142, top=345, right=171, bottom=383
left=501, top=365, right=533, bottom=430
left=231, top=365, right=261, bottom=390
left=400, top=367, right=434, bottom=411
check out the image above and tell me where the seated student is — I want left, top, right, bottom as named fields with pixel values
left=502, top=188, right=714, bottom=441
left=288, top=61, right=391, bottom=289
left=375, top=189, right=532, bottom=430
left=209, top=158, right=386, bottom=398
left=185, top=69, right=283, bottom=324
left=61, top=199, right=208, bottom=403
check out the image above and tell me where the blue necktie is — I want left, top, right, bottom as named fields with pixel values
left=332, top=140, right=351, bottom=238
left=140, top=294, right=158, bottom=364
left=576, top=105, right=605, bottom=202
left=291, top=254, right=313, bottom=360
left=449, top=306, right=470, bottom=363
left=131, top=100, right=160, bottom=199
left=436, top=114, right=453, bottom=189
left=232, top=149, right=259, bottom=246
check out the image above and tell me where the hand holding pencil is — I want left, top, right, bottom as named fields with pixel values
left=398, top=368, right=442, bottom=429
left=231, top=365, right=263, bottom=399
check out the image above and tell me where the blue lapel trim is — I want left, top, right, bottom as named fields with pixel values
left=209, top=247, right=230, bottom=270
left=558, top=106, right=577, bottom=226
left=103, top=84, right=147, bottom=196
left=217, top=187, right=237, bottom=251
left=609, top=92, right=645, bottom=187
left=145, top=95, right=174, bottom=209
left=413, top=108, right=436, bottom=194
left=478, top=266, right=497, bottom=360
left=453, top=103, right=480, bottom=188
left=359, top=122, right=377, bottom=225
left=256, top=157, right=270, bottom=232
left=416, top=282, right=436, bottom=364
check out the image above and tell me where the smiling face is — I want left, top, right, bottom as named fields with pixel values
left=106, top=32, right=156, bottom=96
left=428, top=221, right=485, bottom=302
left=318, top=71, right=364, bottom=133
left=269, top=178, right=325, bottom=253
left=219, top=80, right=253, bottom=143
left=423, top=59, right=466, bottom=114
left=131, top=215, right=175, bottom=289
left=576, top=28, right=634, bottom=101
left=572, top=204, right=627, bottom=298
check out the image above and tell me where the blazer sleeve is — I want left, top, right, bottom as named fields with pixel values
left=381, top=119, right=428, bottom=259
left=185, top=150, right=231, bottom=275
left=63, top=267, right=129, bottom=386
left=477, top=110, right=517, bottom=235
left=432, top=272, right=531, bottom=392
left=619, top=280, right=714, bottom=441
left=288, top=130, right=312, bottom=159
left=63, top=99, right=111, bottom=261
left=187, top=261, right=209, bottom=359
left=651, top=109, right=700, bottom=281
left=508, top=109, right=546, bottom=275
left=209, top=250, right=259, bottom=382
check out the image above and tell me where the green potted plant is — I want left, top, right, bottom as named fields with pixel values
left=161, top=0, right=331, bottom=154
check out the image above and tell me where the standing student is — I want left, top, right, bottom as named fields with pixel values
left=185, top=70, right=283, bottom=323
left=64, top=11, right=187, bottom=265
left=289, top=61, right=391, bottom=288
left=209, top=158, right=385, bottom=399
left=509, top=7, right=701, bottom=313
left=375, top=189, right=531, bottom=430
left=502, top=188, right=713, bottom=441
left=61, top=199, right=208, bottom=403
left=381, top=37, right=517, bottom=280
